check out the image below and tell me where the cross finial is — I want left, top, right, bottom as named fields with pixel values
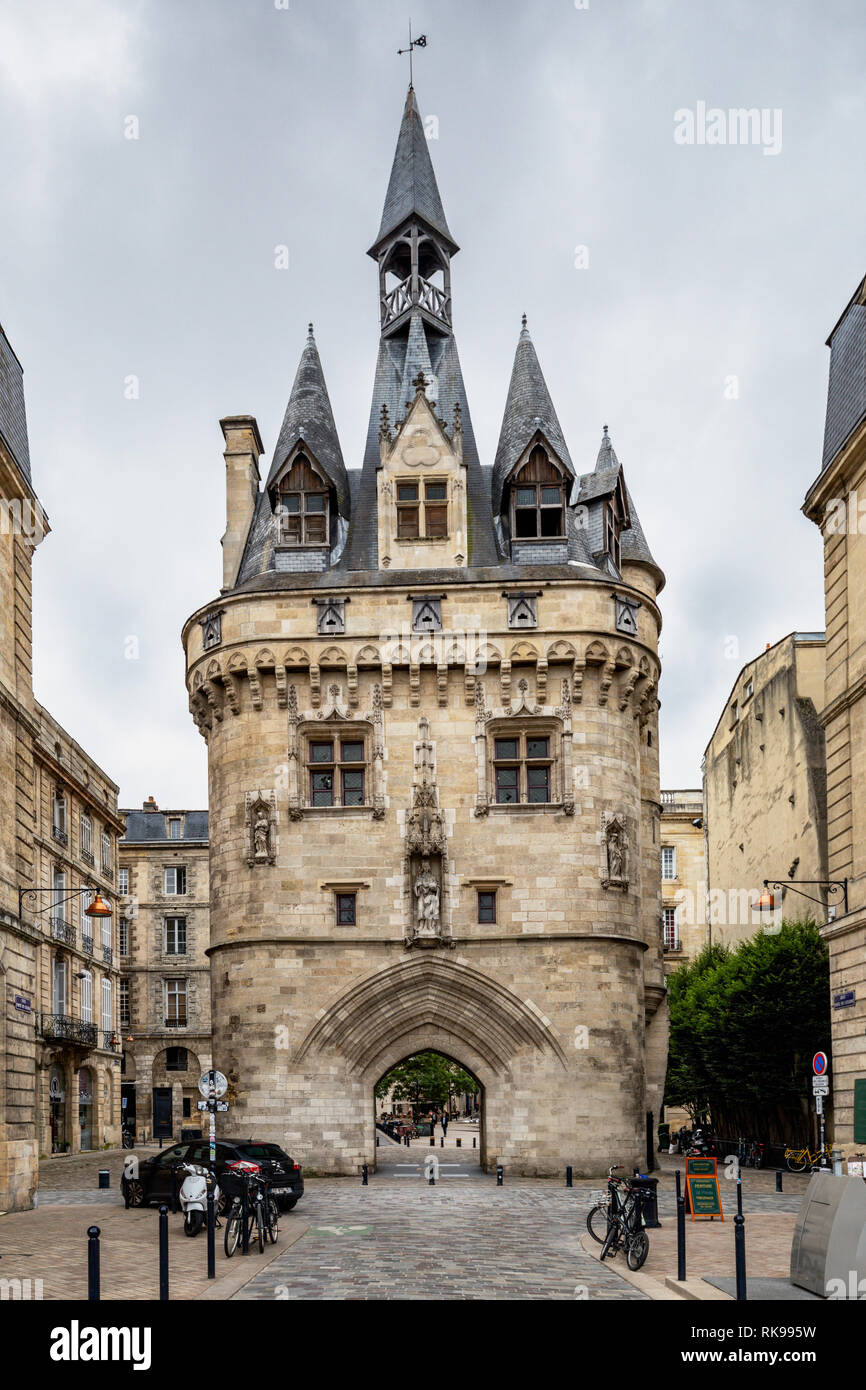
left=521, top=312, right=527, bottom=329
left=308, top=322, right=314, bottom=339
left=398, top=21, right=428, bottom=88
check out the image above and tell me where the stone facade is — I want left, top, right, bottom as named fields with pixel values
left=702, top=633, right=828, bottom=947
left=182, top=89, right=667, bottom=1177
left=803, top=273, right=866, bottom=1153
left=659, top=789, right=706, bottom=970
left=0, top=318, right=122, bottom=1208
left=118, top=800, right=211, bottom=1140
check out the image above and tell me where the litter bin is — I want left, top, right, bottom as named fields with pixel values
left=630, top=1174, right=661, bottom=1228
left=97, top=1169, right=110, bottom=1190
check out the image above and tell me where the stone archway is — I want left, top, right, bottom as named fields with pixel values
left=296, top=955, right=568, bottom=1173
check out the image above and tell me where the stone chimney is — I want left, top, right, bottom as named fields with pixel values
left=143, top=796, right=159, bottom=812
left=220, top=415, right=263, bottom=591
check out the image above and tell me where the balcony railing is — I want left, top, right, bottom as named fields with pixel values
left=164, top=1016, right=188, bottom=1029
left=40, top=1014, right=98, bottom=1047
left=102, top=1030, right=120, bottom=1051
left=81, top=849, right=94, bottom=867
left=50, top=917, right=76, bottom=947
left=102, top=944, right=113, bottom=965
left=52, top=825, right=68, bottom=845
left=82, top=934, right=93, bottom=956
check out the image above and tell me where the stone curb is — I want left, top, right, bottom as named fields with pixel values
left=577, top=1232, right=676, bottom=1301
left=196, top=1219, right=310, bottom=1300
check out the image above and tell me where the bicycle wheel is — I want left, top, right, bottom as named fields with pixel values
left=627, top=1231, right=649, bottom=1271
left=224, top=1205, right=242, bottom=1258
left=266, top=1197, right=279, bottom=1244
left=586, top=1203, right=610, bottom=1244
left=786, top=1150, right=807, bottom=1173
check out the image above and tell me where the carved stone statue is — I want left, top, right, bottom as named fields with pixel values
left=414, top=859, right=440, bottom=936
left=607, top=827, right=623, bottom=881
left=601, top=813, right=629, bottom=890
left=253, top=811, right=270, bottom=860
left=245, top=790, right=277, bottom=866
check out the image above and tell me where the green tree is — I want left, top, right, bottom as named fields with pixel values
left=376, top=1051, right=479, bottom=1110
left=664, top=921, right=831, bottom=1142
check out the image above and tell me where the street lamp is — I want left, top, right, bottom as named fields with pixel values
left=18, top=885, right=113, bottom=920
left=756, top=879, right=849, bottom=916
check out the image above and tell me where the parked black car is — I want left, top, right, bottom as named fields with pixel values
left=123, top=1138, right=304, bottom=1212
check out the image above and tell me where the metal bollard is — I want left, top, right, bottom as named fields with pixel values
left=734, top=1179, right=747, bottom=1301
left=775, top=1169, right=783, bottom=1193
left=404, top=1134, right=410, bottom=1148
left=429, top=1136, right=435, bottom=1147
left=675, top=1170, right=686, bottom=1281
left=206, top=1180, right=216, bottom=1281
left=241, top=1182, right=250, bottom=1256
left=566, top=1165, right=573, bottom=1188
left=440, top=1137, right=444, bottom=1147
left=87, top=1225, right=101, bottom=1301
left=496, top=1165, right=503, bottom=1186
left=456, top=1138, right=461, bottom=1148
left=361, top=1164, right=368, bottom=1186
left=473, top=1137, right=476, bottom=1149
left=376, top=1135, right=380, bottom=1147
left=158, top=1205, right=169, bottom=1301
left=170, top=1167, right=178, bottom=1214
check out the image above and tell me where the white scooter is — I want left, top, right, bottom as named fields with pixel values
left=178, top=1162, right=220, bottom=1237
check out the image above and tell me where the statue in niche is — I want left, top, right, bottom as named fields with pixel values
left=245, top=790, right=277, bottom=866
left=414, top=858, right=441, bottom=936
left=601, top=813, right=629, bottom=890
left=253, top=809, right=270, bottom=860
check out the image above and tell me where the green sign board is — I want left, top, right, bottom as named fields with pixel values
left=854, top=1078, right=866, bottom=1145
left=685, top=1157, right=717, bottom=1176
left=687, top=1176, right=724, bottom=1218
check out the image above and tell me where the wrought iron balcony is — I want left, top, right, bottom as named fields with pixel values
left=82, top=934, right=93, bottom=956
left=102, top=1030, right=120, bottom=1051
left=50, top=917, right=76, bottom=947
left=164, top=1016, right=188, bottom=1029
left=102, top=944, right=113, bottom=965
left=81, top=849, right=94, bottom=867
left=52, top=825, right=68, bottom=845
left=40, top=1014, right=98, bottom=1048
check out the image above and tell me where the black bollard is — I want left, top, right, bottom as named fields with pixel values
left=496, top=1165, right=503, bottom=1187
left=776, top=1170, right=783, bottom=1193
left=675, top=1170, right=686, bottom=1281
left=123, top=1175, right=131, bottom=1210
left=170, top=1167, right=178, bottom=1215
left=404, top=1134, right=410, bottom=1148
left=241, top=1181, right=250, bottom=1256
left=206, top=1180, right=215, bottom=1281
left=87, top=1225, right=101, bottom=1301
left=429, top=1136, right=435, bottom=1147
left=473, top=1137, right=476, bottom=1149
left=158, top=1205, right=169, bottom=1301
left=361, top=1164, right=368, bottom=1186
left=456, top=1137, right=461, bottom=1148
left=566, top=1165, right=573, bottom=1188
left=440, top=1137, right=444, bottom=1148
left=734, top=1179, right=747, bottom=1300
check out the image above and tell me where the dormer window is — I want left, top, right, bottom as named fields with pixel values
left=396, top=480, right=448, bottom=540
left=510, top=447, right=565, bottom=540
left=277, top=454, right=329, bottom=547
left=603, top=499, right=621, bottom=570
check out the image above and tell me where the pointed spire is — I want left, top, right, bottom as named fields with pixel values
left=491, top=318, right=575, bottom=514
left=595, top=424, right=620, bottom=473
left=266, top=328, right=349, bottom=518
left=399, top=312, right=435, bottom=410
left=369, top=87, right=458, bottom=257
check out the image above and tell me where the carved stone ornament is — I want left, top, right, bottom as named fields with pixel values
left=245, top=789, right=278, bottom=866
left=404, top=716, right=453, bottom=949
left=200, top=609, right=225, bottom=651
left=614, top=595, right=640, bottom=637
left=601, top=812, right=629, bottom=890
left=286, top=682, right=385, bottom=821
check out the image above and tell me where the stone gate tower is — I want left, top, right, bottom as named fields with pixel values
left=183, top=88, right=667, bottom=1175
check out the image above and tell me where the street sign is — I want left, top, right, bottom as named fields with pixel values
left=684, top=1157, right=724, bottom=1221
left=833, top=990, right=856, bottom=1010
left=813, top=1052, right=828, bottom=1076
left=198, top=1070, right=227, bottom=1099
left=197, top=1099, right=229, bottom=1113
left=812, top=1076, right=829, bottom=1095
left=815, top=1094, right=824, bottom=1115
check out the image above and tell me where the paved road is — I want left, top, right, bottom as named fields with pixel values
left=234, top=1168, right=646, bottom=1301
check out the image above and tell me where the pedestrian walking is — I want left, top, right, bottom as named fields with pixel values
left=441, top=1113, right=449, bottom=1138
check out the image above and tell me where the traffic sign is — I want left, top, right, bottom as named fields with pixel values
left=813, top=1052, right=828, bottom=1076
left=198, top=1069, right=227, bottom=1099
left=815, top=1094, right=824, bottom=1115
left=812, top=1076, right=829, bottom=1095
left=197, top=1099, right=229, bottom=1112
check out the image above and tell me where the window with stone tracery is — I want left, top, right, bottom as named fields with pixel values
left=396, top=479, right=448, bottom=539
left=305, top=733, right=369, bottom=808
left=487, top=719, right=561, bottom=805
left=276, top=454, right=329, bottom=547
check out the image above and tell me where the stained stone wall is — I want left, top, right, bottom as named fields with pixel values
left=184, top=567, right=664, bottom=1176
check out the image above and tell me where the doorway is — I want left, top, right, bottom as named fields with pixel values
left=374, top=1050, right=484, bottom=1170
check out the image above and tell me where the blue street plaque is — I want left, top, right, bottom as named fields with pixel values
left=834, top=989, right=856, bottom=1010
left=13, top=995, right=31, bottom=1013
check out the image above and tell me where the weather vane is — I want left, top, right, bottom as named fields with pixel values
left=398, top=21, right=427, bottom=88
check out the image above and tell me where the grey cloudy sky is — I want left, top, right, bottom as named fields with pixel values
left=1, top=0, right=863, bottom=808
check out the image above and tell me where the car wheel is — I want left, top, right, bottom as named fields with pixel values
left=123, top=1178, right=145, bottom=1207
left=279, top=1196, right=299, bottom=1212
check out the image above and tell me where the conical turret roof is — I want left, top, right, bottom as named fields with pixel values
left=369, top=87, right=458, bottom=256
left=491, top=318, right=575, bottom=514
left=266, top=325, right=349, bottom=518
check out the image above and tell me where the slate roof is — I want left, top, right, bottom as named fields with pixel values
left=0, top=320, right=33, bottom=488
left=575, top=427, right=663, bottom=590
left=369, top=87, right=457, bottom=256
left=265, top=326, right=350, bottom=518
left=491, top=320, right=575, bottom=514
left=821, top=274, right=866, bottom=471
left=120, top=810, right=209, bottom=843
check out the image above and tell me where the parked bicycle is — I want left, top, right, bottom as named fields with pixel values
left=586, top=1165, right=649, bottom=1271
left=222, top=1164, right=279, bottom=1257
left=121, top=1124, right=135, bottom=1150
left=785, top=1143, right=832, bottom=1173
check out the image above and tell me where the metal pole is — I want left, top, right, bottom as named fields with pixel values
left=734, top=1177, right=747, bottom=1300
left=496, top=1165, right=503, bottom=1186
left=361, top=1164, right=368, bottom=1186
left=566, top=1165, right=573, bottom=1188
left=776, top=1169, right=783, bottom=1193
left=456, top=1137, right=461, bottom=1148
left=209, top=1074, right=216, bottom=1167
left=158, top=1205, right=169, bottom=1301
left=87, top=1225, right=101, bottom=1301
left=241, top=1179, right=249, bottom=1255
left=675, top=1170, right=686, bottom=1281
left=206, top=1178, right=215, bottom=1280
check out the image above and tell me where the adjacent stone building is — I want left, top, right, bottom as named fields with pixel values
left=659, top=789, right=706, bottom=970
left=182, top=87, right=667, bottom=1176
left=118, top=799, right=211, bottom=1140
left=803, top=273, right=866, bottom=1154
left=0, top=319, right=122, bottom=1209
left=702, top=633, right=828, bottom=947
